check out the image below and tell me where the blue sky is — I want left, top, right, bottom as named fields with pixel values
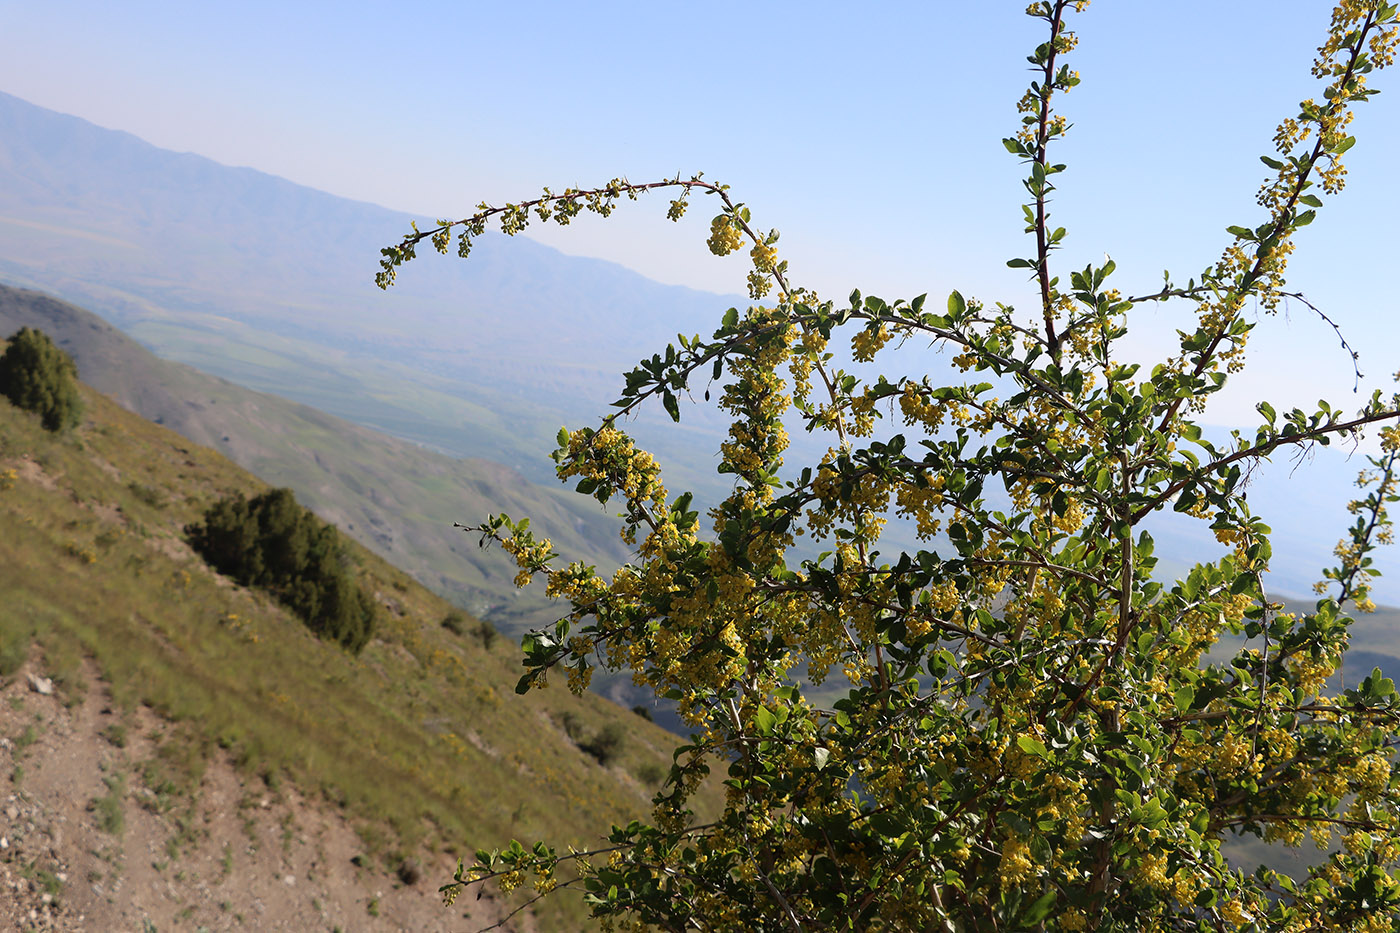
left=1, top=1, right=1397, bottom=427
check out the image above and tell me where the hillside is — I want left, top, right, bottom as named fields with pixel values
left=0, top=282, right=631, bottom=635
left=0, top=373, right=714, bottom=931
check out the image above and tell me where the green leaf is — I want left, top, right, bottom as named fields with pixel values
left=1173, top=685, right=1196, bottom=713
left=1020, top=890, right=1057, bottom=925
left=755, top=706, right=777, bottom=735
left=1016, top=735, right=1050, bottom=759
left=948, top=290, right=967, bottom=315
left=814, top=747, right=831, bottom=770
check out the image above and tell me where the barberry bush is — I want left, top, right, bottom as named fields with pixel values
left=382, top=3, right=1400, bottom=930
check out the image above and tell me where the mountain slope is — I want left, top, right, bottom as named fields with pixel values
left=0, top=370, right=710, bottom=931
left=0, top=282, right=630, bottom=632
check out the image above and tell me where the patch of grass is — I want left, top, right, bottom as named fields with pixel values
left=127, top=480, right=166, bottom=509
left=89, top=772, right=126, bottom=836
left=240, top=812, right=259, bottom=849
left=100, top=722, right=127, bottom=748
left=366, top=897, right=380, bottom=917
left=14, top=721, right=39, bottom=751
left=141, top=730, right=211, bottom=805
left=279, top=812, right=297, bottom=854
left=165, top=807, right=201, bottom=862
left=22, top=862, right=63, bottom=899
left=0, top=632, right=25, bottom=678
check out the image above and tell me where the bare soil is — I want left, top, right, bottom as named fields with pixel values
left=0, top=660, right=522, bottom=933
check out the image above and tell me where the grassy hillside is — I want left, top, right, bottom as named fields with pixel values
left=0, top=282, right=634, bottom=636
left=0, top=376, right=714, bottom=931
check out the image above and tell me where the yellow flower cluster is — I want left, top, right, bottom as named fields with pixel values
left=998, top=835, right=1036, bottom=885
left=749, top=241, right=776, bottom=272
left=1286, top=650, right=1339, bottom=697
left=558, top=425, right=666, bottom=543
left=500, top=534, right=554, bottom=588
left=1352, top=753, right=1393, bottom=802
left=851, top=322, right=891, bottom=362
left=707, top=214, right=743, bottom=256
left=894, top=475, right=946, bottom=540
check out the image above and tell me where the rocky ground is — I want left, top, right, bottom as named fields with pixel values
left=0, top=660, right=522, bottom=933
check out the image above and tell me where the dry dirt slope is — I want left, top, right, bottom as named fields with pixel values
left=1, top=660, right=517, bottom=933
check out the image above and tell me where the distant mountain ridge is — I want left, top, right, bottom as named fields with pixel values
left=0, top=88, right=736, bottom=487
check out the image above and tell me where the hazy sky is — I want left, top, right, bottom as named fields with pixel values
left=2, top=1, right=1397, bottom=427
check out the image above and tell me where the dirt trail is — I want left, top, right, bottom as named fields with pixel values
left=0, top=661, right=520, bottom=933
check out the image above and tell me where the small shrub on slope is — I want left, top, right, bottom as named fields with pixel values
left=0, top=327, right=83, bottom=432
left=187, top=487, right=376, bottom=652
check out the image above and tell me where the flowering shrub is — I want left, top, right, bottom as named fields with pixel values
left=382, top=3, right=1400, bottom=930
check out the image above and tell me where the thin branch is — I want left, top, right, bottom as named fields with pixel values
left=1132, top=407, right=1400, bottom=524
left=465, top=877, right=586, bottom=933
